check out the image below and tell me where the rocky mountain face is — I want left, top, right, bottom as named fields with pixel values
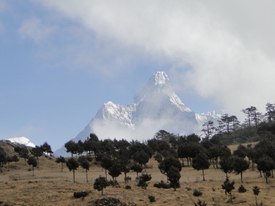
left=55, top=71, right=220, bottom=156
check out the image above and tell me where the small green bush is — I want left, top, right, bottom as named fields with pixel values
left=148, top=195, right=156, bottom=202
left=108, top=180, right=119, bottom=186
left=194, top=199, right=207, bottom=206
left=139, top=173, right=152, bottom=182
left=153, top=180, right=171, bottom=189
left=73, top=191, right=88, bottom=198
left=137, top=174, right=152, bottom=189
left=238, top=185, right=247, bottom=193
left=193, top=189, right=202, bottom=197
left=138, top=180, right=147, bottom=189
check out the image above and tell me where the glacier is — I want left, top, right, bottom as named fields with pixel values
left=55, top=71, right=220, bottom=157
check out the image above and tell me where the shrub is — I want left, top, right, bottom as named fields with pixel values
left=194, top=199, right=207, bottom=206
left=153, top=180, right=171, bottom=189
left=148, top=195, right=156, bottom=202
left=138, top=180, right=147, bottom=189
left=86, top=156, right=93, bottom=162
left=139, top=173, right=152, bottom=182
left=253, top=186, right=260, bottom=206
left=193, top=189, right=202, bottom=197
left=73, top=191, right=88, bottom=198
left=124, top=176, right=132, bottom=182
left=222, top=177, right=235, bottom=203
left=137, top=174, right=152, bottom=189
left=108, top=180, right=119, bottom=186
left=238, top=185, right=247, bottom=193
left=125, top=185, right=131, bottom=189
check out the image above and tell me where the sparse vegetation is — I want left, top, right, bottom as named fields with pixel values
left=238, top=185, right=247, bottom=193
left=3, top=103, right=275, bottom=205
left=137, top=173, right=151, bottom=189
left=73, top=191, right=88, bottom=198
left=125, top=185, right=131, bottom=189
left=148, top=195, right=156, bottom=202
left=222, top=177, right=235, bottom=203
left=193, top=189, right=202, bottom=197
left=253, top=186, right=260, bottom=206
left=153, top=180, right=171, bottom=189
left=194, top=199, right=207, bottom=206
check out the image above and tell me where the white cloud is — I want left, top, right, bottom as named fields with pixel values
left=18, top=17, right=55, bottom=43
left=37, top=1, right=275, bottom=116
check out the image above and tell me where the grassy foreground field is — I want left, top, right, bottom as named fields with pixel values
left=1, top=149, right=275, bottom=205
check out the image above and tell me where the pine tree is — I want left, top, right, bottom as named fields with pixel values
left=167, top=166, right=181, bottom=191
left=233, top=156, right=249, bottom=183
left=27, top=156, right=38, bottom=176
left=55, top=156, right=66, bottom=172
left=192, top=152, right=210, bottom=181
left=66, top=158, right=79, bottom=183
left=94, top=177, right=108, bottom=195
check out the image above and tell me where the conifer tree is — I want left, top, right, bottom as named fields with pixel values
left=27, top=156, right=38, bottom=176
left=233, top=156, right=249, bottom=183
left=167, top=166, right=181, bottom=191
left=0, top=147, right=7, bottom=173
left=192, top=152, right=210, bottom=181
left=66, top=158, right=79, bottom=183
left=55, top=156, right=66, bottom=172
left=94, top=177, right=108, bottom=195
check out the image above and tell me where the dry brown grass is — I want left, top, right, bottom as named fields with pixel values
left=0, top=145, right=274, bottom=206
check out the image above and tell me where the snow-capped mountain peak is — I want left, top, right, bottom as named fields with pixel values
left=54, top=71, right=220, bottom=157
left=134, top=71, right=191, bottom=113
left=153, top=71, right=169, bottom=86
left=95, top=101, right=135, bottom=128
left=8, top=136, right=35, bottom=147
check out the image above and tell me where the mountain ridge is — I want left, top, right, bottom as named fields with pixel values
left=55, top=71, right=220, bottom=156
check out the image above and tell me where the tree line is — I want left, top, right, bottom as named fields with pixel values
left=60, top=114, right=275, bottom=190
left=2, top=103, right=275, bottom=196
left=0, top=142, right=52, bottom=175
left=202, top=103, right=275, bottom=144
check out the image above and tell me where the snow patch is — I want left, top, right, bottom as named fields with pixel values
left=154, top=71, right=169, bottom=85
left=8, top=137, right=35, bottom=147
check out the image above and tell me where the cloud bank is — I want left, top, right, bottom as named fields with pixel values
left=36, top=0, right=275, bottom=117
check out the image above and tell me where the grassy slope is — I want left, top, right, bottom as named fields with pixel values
left=0, top=144, right=274, bottom=206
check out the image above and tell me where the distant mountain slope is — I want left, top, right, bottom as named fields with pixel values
left=55, top=71, right=220, bottom=156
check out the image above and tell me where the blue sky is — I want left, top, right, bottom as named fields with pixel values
left=1, top=1, right=275, bottom=151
